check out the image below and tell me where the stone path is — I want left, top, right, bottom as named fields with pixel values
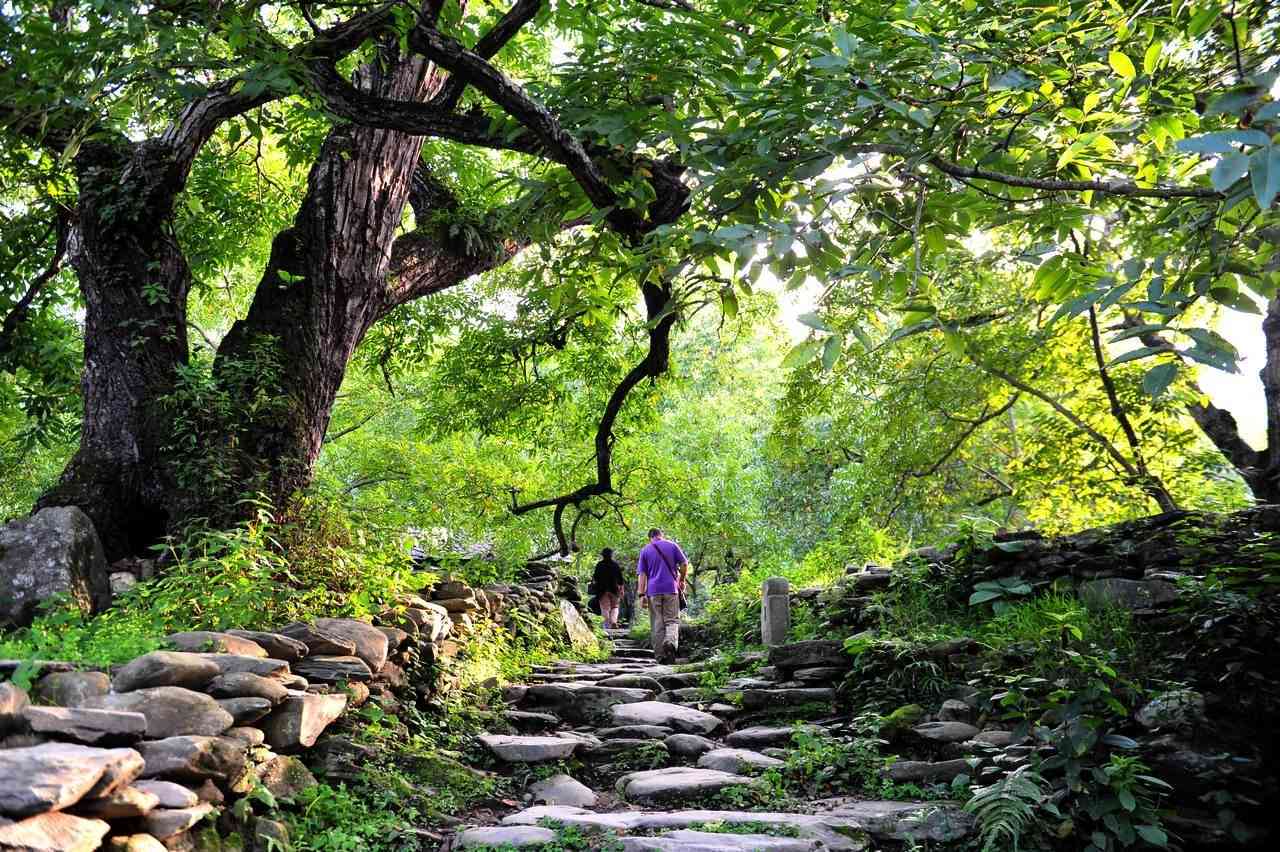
left=447, top=632, right=981, bottom=851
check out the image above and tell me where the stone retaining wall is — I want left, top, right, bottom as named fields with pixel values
left=0, top=573, right=594, bottom=851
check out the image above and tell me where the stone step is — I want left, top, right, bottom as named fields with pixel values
left=611, top=648, right=656, bottom=660
left=622, top=830, right=821, bottom=851
left=616, top=767, right=762, bottom=804
left=610, top=701, right=721, bottom=734
left=477, top=734, right=586, bottom=763
left=496, top=806, right=869, bottom=851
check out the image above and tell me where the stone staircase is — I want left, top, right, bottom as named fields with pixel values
left=446, top=631, right=980, bottom=851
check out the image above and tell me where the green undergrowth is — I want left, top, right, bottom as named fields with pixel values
left=0, top=500, right=427, bottom=666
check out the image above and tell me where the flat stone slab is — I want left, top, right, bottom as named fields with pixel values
left=505, top=710, right=560, bottom=729
left=767, top=640, right=847, bottom=669
left=502, top=807, right=868, bottom=851
left=0, top=743, right=142, bottom=817
left=292, top=656, right=373, bottom=683
left=225, top=629, right=308, bottom=661
left=598, top=724, right=672, bottom=740
left=111, top=652, right=219, bottom=693
left=616, top=767, right=759, bottom=804
left=0, top=811, right=110, bottom=852
left=740, top=688, right=835, bottom=710
left=611, top=701, right=721, bottom=734
left=165, top=631, right=266, bottom=657
left=528, top=773, right=597, bottom=807
left=23, top=706, right=147, bottom=744
left=697, top=747, right=785, bottom=774
left=457, top=826, right=558, bottom=848
left=911, top=721, right=980, bottom=744
left=261, top=693, right=348, bottom=751
left=598, top=674, right=664, bottom=691
left=821, top=799, right=974, bottom=842
left=84, top=687, right=233, bottom=738
left=724, top=725, right=823, bottom=749
left=665, top=733, right=718, bottom=758
left=886, top=758, right=973, bottom=783
left=479, top=734, right=582, bottom=763
left=622, top=830, right=820, bottom=851
left=132, top=781, right=199, bottom=809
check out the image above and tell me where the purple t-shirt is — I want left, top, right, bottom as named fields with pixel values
left=637, top=539, right=687, bottom=597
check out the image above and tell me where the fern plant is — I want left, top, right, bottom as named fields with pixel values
left=965, top=766, right=1050, bottom=852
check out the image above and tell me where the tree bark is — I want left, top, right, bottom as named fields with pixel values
left=36, top=137, right=197, bottom=558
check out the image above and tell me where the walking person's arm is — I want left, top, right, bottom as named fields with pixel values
left=636, top=554, right=649, bottom=609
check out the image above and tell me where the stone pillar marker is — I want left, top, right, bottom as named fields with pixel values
left=760, top=577, right=790, bottom=646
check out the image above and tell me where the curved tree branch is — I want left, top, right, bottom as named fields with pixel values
left=0, top=207, right=70, bottom=361
left=511, top=278, right=678, bottom=553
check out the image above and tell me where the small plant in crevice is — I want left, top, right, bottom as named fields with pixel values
left=965, top=764, right=1051, bottom=851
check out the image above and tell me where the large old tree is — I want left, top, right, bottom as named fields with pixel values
left=2, top=0, right=1277, bottom=558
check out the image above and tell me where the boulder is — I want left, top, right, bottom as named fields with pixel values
left=792, top=666, right=845, bottom=684
left=32, top=672, right=111, bottom=708
left=0, top=682, right=28, bottom=732
left=216, top=697, right=273, bottom=725
left=528, top=773, right=597, bottom=807
left=84, top=687, right=233, bottom=738
left=131, top=781, right=199, bottom=809
left=136, top=736, right=246, bottom=783
left=75, top=785, right=160, bottom=818
left=293, top=655, right=373, bottom=683
left=665, top=733, right=718, bottom=758
left=225, top=630, right=308, bottom=661
left=0, top=507, right=110, bottom=627
left=0, top=743, right=143, bottom=817
left=436, top=596, right=478, bottom=613
left=0, top=811, right=110, bottom=851
left=261, top=693, right=348, bottom=751
left=767, top=640, right=847, bottom=670
left=478, top=734, right=582, bottom=762
left=506, top=710, right=559, bottom=730
left=616, top=767, right=759, bottom=804
left=205, top=672, right=288, bottom=704
left=143, top=803, right=213, bottom=839
left=111, top=652, right=220, bottom=693
left=697, top=748, right=785, bottom=774
left=937, top=699, right=974, bottom=723
left=376, top=626, right=410, bottom=651
left=611, top=702, right=721, bottom=734
left=1079, top=578, right=1177, bottom=611
left=165, top=631, right=267, bottom=657
left=432, top=579, right=472, bottom=600
left=276, top=623, right=356, bottom=656
left=256, top=755, right=317, bottom=801
left=22, top=706, right=147, bottom=745
left=312, top=618, right=389, bottom=672
left=560, top=599, right=597, bottom=649
left=724, top=725, right=822, bottom=749
left=252, top=817, right=290, bottom=852
left=1135, top=689, right=1205, bottom=732
left=108, top=572, right=137, bottom=596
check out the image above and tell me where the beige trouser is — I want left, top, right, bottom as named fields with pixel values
left=648, top=593, right=680, bottom=656
left=599, top=590, right=621, bottom=629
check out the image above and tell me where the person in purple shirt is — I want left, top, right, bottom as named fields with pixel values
left=636, top=527, right=690, bottom=663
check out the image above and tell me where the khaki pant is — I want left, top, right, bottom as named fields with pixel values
left=599, top=590, right=621, bottom=629
left=648, top=593, right=680, bottom=659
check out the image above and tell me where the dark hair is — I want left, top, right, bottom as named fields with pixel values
left=648, top=527, right=663, bottom=539
left=601, top=547, right=613, bottom=559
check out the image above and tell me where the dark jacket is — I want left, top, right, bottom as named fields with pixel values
left=592, top=558, right=625, bottom=595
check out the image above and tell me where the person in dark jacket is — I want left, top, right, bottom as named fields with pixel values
left=592, top=548, right=626, bottom=629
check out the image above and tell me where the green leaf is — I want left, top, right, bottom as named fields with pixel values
left=1249, top=146, right=1280, bottom=209
left=1108, top=51, right=1136, bottom=80
left=1135, top=825, right=1168, bottom=846
left=1143, top=42, right=1162, bottom=74
left=1141, top=362, right=1179, bottom=397
left=797, top=312, right=832, bottom=332
left=781, top=339, right=822, bottom=369
left=1175, top=130, right=1270, bottom=154
left=1108, top=345, right=1164, bottom=366
left=720, top=288, right=738, bottom=319
left=821, top=334, right=842, bottom=371
left=1211, top=151, right=1251, bottom=191
left=969, top=589, right=1004, bottom=605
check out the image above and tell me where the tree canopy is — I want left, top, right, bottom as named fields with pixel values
left=1, top=0, right=1277, bottom=564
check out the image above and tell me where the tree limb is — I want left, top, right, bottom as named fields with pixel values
left=428, top=0, right=544, bottom=112
left=0, top=208, right=70, bottom=361
left=1088, top=305, right=1178, bottom=511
